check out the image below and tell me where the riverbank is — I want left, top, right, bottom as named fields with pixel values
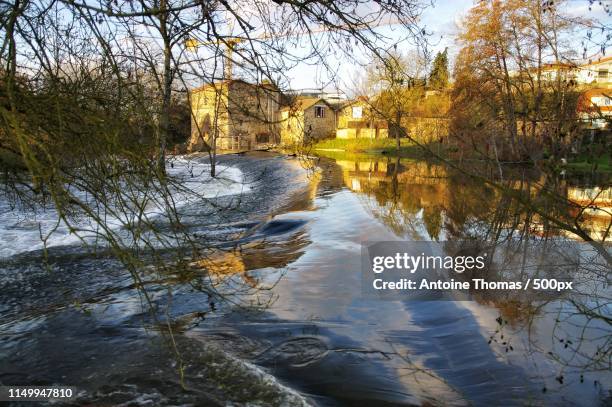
left=565, top=153, right=612, bottom=173
left=312, top=138, right=612, bottom=180
left=312, top=138, right=450, bottom=161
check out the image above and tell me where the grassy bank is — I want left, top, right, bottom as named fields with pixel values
left=312, top=138, right=449, bottom=159
left=313, top=138, right=407, bottom=151
left=566, top=154, right=612, bottom=173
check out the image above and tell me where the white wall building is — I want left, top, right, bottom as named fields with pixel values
left=573, top=56, right=612, bottom=86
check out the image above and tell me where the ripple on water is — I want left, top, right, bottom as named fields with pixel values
left=257, top=337, right=330, bottom=368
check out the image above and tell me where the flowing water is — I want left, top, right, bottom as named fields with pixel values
left=0, top=152, right=610, bottom=406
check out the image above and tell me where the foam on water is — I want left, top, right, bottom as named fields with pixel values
left=0, top=156, right=249, bottom=258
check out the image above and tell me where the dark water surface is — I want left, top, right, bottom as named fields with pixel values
left=1, top=152, right=610, bottom=406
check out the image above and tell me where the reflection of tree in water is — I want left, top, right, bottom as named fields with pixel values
left=187, top=223, right=311, bottom=306
left=446, top=169, right=611, bottom=387
left=343, top=157, right=500, bottom=241
left=482, top=188, right=605, bottom=382
left=342, top=157, right=449, bottom=239
left=422, top=206, right=443, bottom=241
left=333, top=155, right=611, bottom=392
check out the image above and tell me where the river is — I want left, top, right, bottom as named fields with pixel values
left=0, top=152, right=610, bottom=406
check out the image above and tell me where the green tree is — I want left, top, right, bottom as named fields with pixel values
left=365, top=50, right=426, bottom=150
left=428, top=48, right=449, bottom=90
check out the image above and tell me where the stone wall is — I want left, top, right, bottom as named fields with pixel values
left=189, top=81, right=281, bottom=152
left=403, top=117, right=449, bottom=143
left=336, top=102, right=388, bottom=139
left=227, top=81, right=281, bottom=150
left=280, top=109, right=304, bottom=146
left=336, top=128, right=389, bottom=139
left=189, top=83, right=229, bottom=152
left=303, top=104, right=336, bottom=141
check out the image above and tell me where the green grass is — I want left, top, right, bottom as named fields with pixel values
left=311, top=148, right=376, bottom=161
left=312, top=137, right=408, bottom=151
left=566, top=153, right=612, bottom=173
left=312, top=137, right=449, bottom=160
left=313, top=138, right=612, bottom=175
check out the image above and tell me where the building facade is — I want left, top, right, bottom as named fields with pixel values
left=189, top=80, right=281, bottom=152
left=534, top=56, right=612, bottom=128
left=572, top=57, right=612, bottom=127
left=539, top=57, right=612, bottom=87
left=336, top=99, right=389, bottom=139
left=280, top=97, right=337, bottom=145
left=574, top=56, right=612, bottom=87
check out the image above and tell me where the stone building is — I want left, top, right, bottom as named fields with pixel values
left=280, top=97, right=337, bottom=145
left=189, top=80, right=281, bottom=152
left=336, top=98, right=388, bottom=139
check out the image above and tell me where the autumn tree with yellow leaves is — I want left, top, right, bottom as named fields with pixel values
left=451, top=0, right=583, bottom=162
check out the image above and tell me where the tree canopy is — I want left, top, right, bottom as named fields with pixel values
left=428, top=48, right=449, bottom=90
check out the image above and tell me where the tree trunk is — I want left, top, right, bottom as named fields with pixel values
left=157, top=0, right=172, bottom=175
left=395, top=110, right=401, bottom=151
left=211, top=130, right=217, bottom=177
left=209, top=83, right=224, bottom=178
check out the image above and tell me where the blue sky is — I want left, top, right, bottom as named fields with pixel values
left=283, top=0, right=472, bottom=92
left=281, top=0, right=611, bottom=93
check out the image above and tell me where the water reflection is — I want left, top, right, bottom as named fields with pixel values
left=334, top=158, right=453, bottom=240
left=303, top=155, right=610, bottom=403
left=1, top=153, right=609, bottom=406
left=334, top=156, right=611, bottom=242
left=221, top=154, right=610, bottom=406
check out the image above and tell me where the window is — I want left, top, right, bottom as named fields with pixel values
left=314, top=105, right=325, bottom=118
left=352, top=106, right=363, bottom=119
left=598, top=69, right=608, bottom=80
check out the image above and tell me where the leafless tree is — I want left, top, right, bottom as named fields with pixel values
left=0, top=0, right=432, bottom=347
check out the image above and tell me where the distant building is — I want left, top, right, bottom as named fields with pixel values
left=535, top=62, right=578, bottom=82
left=189, top=80, right=281, bottom=152
left=574, top=56, right=612, bottom=87
left=577, top=88, right=612, bottom=128
left=280, top=97, right=337, bottom=145
left=536, top=56, right=612, bottom=87
left=335, top=98, right=388, bottom=139
left=513, top=57, right=612, bottom=130
left=292, top=89, right=348, bottom=104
